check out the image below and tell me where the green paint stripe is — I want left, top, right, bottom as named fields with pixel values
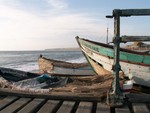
left=79, top=39, right=150, bottom=65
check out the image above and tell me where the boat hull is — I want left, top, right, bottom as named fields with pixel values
left=38, top=56, right=94, bottom=76
left=0, top=67, right=39, bottom=82
left=0, top=67, right=68, bottom=89
left=76, top=37, right=150, bottom=87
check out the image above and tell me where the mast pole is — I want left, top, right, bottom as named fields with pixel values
left=106, top=26, right=109, bottom=44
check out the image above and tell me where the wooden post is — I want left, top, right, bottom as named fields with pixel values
left=107, top=9, right=123, bottom=107
left=112, top=10, right=122, bottom=95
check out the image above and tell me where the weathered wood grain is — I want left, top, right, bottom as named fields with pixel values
left=0, top=98, right=31, bottom=113
left=0, top=96, right=19, bottom=110
left=118, top=9, right=150, bottom=16
left=121, top=36, right=150, bottom=42
left=96, top=103, right=110, bottom=113
left=0, top=88, right=102, bottom=102
left=115, top=106, right=130, bottom=113
left=17, top=98, right=45, bottom=113
left=37, top=100, right=60, bottom=113
left=76, top=102, right=93, bottom=113
left=57, top=101, right=75, bottom=113
left=132, top=103, right=150, bottom=113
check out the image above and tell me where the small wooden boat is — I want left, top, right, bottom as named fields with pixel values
left=0, top=67, right=39, bottom=82
left=76, top=37, right=150, bottom=87
left=125, top=42, right=150, bottom=52
left=38, top=56, right=94, bottom=76
left=0, top=67, right=68, bottom=89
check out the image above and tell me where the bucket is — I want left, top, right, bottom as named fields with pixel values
left=122, top=80, right=133, bottom=95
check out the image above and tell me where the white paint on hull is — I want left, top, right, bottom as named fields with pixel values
left=81, top=45, right=150, bottom=87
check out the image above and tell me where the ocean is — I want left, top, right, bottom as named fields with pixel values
left=0, top=51, right=86, bottom=72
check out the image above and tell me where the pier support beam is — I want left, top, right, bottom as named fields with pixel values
left=107, top=9, right=123, bottom=107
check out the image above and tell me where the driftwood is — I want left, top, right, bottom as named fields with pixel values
left=0, top=88, right=103, bottom=102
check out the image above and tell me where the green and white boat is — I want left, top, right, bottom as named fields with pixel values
left=76, top=37, right=150, bottom=87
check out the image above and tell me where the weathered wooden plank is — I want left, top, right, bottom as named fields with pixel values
left=0, top=96, right=19, bottom=110
left=0, top=98, right=31, bottom=113
left=126, top=93, right=150, bottom=103
left=37, top=100, right=60, bottom=113
left=132, top=103, right=150, bottom=113
left=115, top=106, right=130, bottom=113
left=114, top=9, right=150, bottom=16
left=76, top=102, right=93, bottom=113
left=0, top=88, right=101, bottom=102
left=121, top=36, right=150, bottom=42
left=96, top=103, right=110, bottom=113
left=57, top=101, right=75, bottom=113
left=17, top=98, right=45, bottom=113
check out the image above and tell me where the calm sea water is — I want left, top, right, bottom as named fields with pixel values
left=0, top=51, right=86, bottom=72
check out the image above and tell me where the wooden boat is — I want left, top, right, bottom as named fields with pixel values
left=76, top=37, right=150, bottom=87
left=38, top=56, right=94, bottom=76
left=125, top=42, right=150, bottom=52
left=0, top=67, right=39, bottom=82
left=0, top=67, right=68, bottom=89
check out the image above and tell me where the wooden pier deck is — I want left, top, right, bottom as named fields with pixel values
left=0, top=89, right=149, bottom=113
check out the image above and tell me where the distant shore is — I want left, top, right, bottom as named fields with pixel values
left=45, top=47, right=80, bottom=51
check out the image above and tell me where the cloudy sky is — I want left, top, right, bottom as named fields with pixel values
left=0, top=0, right=150, bottom=50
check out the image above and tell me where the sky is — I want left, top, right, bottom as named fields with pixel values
left=0, top=0, right=150, bottom=50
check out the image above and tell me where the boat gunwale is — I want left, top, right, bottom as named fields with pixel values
left=38, top=57, right=90, bottom=68
left=80, top=38, right=150, bottom=56
left=77, top=37, right=150, bottom=67
left=81, top=46, right=150, bottom=67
